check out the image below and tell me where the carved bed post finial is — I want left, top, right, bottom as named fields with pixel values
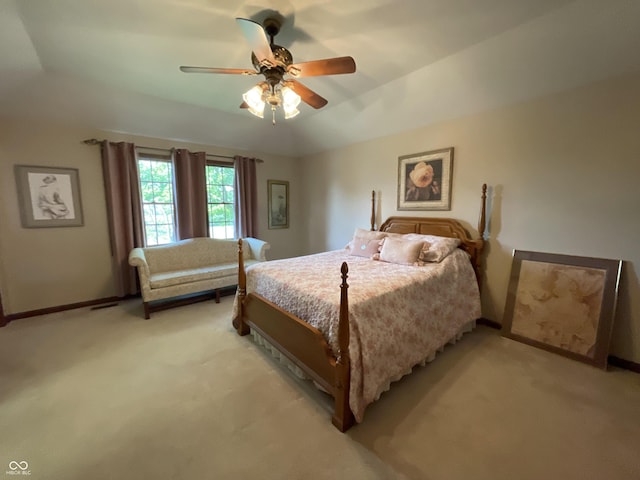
left=479, top=183, right=487, bottom=241
left=371, top=190, right=376, bottom=231
left=338, top=262, right=350, bottom=366
left=234, top=238, right=250, bottom=336
left=333, top=261, right=354, bottom=432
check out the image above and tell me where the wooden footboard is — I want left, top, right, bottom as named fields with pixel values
left=235, top=241, right=354, bottom=431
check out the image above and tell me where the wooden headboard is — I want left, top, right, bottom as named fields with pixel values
left=376, top=184, right=487, bottom=287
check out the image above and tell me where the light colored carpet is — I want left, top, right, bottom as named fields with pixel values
left=1, top=296, right=639, bottom=480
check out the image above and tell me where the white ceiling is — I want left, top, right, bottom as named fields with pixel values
left=1, top=0, right=639, bottom=157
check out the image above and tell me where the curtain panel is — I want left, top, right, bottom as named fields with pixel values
left=174, top=149, right=208, bottom=239
left=101, top=141, right=144, bottom=297
left=233, top=155, right=259, bottom=238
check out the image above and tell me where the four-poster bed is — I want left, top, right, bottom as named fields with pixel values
left=233, top=184, right=487, bottom=432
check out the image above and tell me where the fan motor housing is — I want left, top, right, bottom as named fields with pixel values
left=251, top=45, right=293, bottom=70
left=252, top=45, right=292, bottom=87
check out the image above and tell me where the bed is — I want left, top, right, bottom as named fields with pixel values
left=233, top=185, right=487, bottom=432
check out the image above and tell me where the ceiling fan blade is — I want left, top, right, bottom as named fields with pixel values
left=180, top=66, right=257, bottom=75
left=285, top=79, right=328, bottom=109
left=288, top=56, right=356, bottom=78
left=235, top=18, right=276, bottom=65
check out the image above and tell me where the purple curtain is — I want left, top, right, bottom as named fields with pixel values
left=101, top=141, right=144, bottom=297
left=174, top=149, right=208, bottom=239
left=233, top=155, right=258, bottom=238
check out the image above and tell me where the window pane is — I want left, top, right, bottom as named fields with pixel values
left=212, top=167, right=223, bottom=183
left=156, top=224, right=173, bottom=245
left=138, top=160, right=154, bottom=181
left=146, top=225, right=158, bottom=246
left=208, top=188, right=223, bottom=203
left=143, top=204, right=156, bottom=223
left=224, top=204, right=234, bottom=222
left=140, top=182, right=155, bottom=203
left=222, top=168, right=235, bottom=185
left=153, top=161, right=171, bottom=178
left=138, top=156, right=176, bottom=246
left=223, top=185, right=234, bottom=203
left=206, top=164, right=235, bottom=239
left=210, top=204, right=225, bottom=223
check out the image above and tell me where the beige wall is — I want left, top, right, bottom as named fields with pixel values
left=300, top=71, right=640, bottom=363
left=0, top=121, right=302, bottom=315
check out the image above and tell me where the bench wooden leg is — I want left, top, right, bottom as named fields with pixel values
left=143, top=302, right=151, bottom=319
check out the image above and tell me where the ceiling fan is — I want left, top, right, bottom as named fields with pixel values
left=180, top=17, right=356, bottom=123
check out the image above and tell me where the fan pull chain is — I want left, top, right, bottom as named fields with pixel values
left=272, top=106, right=276, bottom=125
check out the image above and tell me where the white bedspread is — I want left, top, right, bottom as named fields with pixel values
left=236, top=248, right=481, bottom=422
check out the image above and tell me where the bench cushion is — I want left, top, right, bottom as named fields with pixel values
left=148, top=259, right=260, bottom=289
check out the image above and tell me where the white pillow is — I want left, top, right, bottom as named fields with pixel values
left=404, top=233, right=461, bottom=263
left=376, top=236, right=424, bottom=266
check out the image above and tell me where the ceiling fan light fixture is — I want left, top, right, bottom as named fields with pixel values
left=281, top=85, right=301, bottom=119
left=281, top=86, right=301, bottom=108
left=242, top=85, right=266, bottom=118
left=283, top=107, right=300, bottom=119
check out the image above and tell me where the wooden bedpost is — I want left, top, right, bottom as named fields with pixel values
left=332, top=262, right=355, bottom=432
left=478, top=183, right=487, bottom=240
left=370, top=190, right=376, bottom=231
left=234, top=238, right=250, bottom=336
left=474, top=184, right=488, bottom=290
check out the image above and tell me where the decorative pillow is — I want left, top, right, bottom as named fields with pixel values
left=404, top=233, right=461, bottom=263
left=347, top=228, right=387, bottom=253
left=377, top=236, right=425, bottom=266
left=349, top=236, right=383, bottom=258
left=353, top=227, right=386, bottom=241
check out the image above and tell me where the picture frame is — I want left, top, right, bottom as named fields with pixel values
left=502, top=250, right=623, bottom=369
left=14, top=165, right=84, bottom=228
left=397, top=147, right=453, bottom=211
left=267, top=179, right=289, bottom=229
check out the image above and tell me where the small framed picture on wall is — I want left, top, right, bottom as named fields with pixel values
left=14, top=164, right=84, bottom=228
left=267, top=180, right=289, bottom=229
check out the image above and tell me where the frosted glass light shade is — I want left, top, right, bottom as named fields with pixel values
left=281, top=86, right=301, bottom=119
left=242, top=85, right=265, bottom=118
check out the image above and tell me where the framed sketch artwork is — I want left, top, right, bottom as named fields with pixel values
left=502, top=250, right=622, bottom=369
left=267, top=180, right=289, bottom=229
left=14, top=165, right=84, bottom=228
left=397, top=147, right=453, bottom=211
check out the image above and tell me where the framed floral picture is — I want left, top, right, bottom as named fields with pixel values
left=397, top=147, right=453, bottom=211
left=502, top=250, right=623, bottom=369
left=14, top=165, right=84, bottom=228
left=267, top=179, right=289, bottom=229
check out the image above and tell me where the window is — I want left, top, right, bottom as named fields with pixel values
left=136, top=154, right=235, bottom=245
left=137, top=155, right=176, bottom=246
left=206, top=163, right=235, bottom=239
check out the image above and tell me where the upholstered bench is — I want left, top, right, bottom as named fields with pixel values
left=129, top=237, right=269, bottom=318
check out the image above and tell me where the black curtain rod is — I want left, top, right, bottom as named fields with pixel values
left=81, top=138, right=259, bottom=162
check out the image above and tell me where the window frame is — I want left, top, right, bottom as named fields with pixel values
left=136, top=151, right=177, bottom=247
left=205, top=160, right=235, bottom=240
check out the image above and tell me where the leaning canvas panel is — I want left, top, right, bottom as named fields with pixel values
left=502, top=250, right=622, bottom=369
